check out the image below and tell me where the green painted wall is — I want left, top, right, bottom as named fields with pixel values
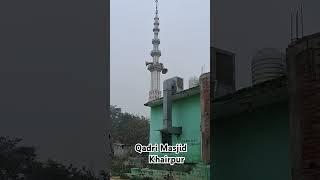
left=212, top=102, right=291, bottom=180
left=149, top=94, right=201, bottom=163
left=127, top=163, right=210, bottom=180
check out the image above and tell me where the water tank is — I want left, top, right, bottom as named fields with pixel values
left=189, top=76, right=199, bottom=88
left=251, top=48, right=286, bottom=85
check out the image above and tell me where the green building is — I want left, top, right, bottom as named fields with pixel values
left=127, top=47, right=234, bottom=180
left=146, top=86, right=202, bottom=163
left=127, top=76, right=292, bottom=180
left=127, top=74, right=211, bottom=180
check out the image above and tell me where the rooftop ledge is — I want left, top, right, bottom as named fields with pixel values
left=144, top=86, right=200, bottom=107
left=144, top=76, right=289, bottom=118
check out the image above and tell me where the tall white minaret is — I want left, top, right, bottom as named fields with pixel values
left=146, top=0, right=167, bottom=101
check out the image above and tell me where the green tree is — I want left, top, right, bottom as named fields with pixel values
left=0, top=136, right=107, bottom=180
left=0, top=137, right=36, bottom=179
left=110, top=105, right=150, bottom=176
left=111, top=105, right=149, bottom=146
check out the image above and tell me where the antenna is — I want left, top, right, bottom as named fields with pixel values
left=155, top=0, right=158, bottom=15
left=290, top=12, right=293, bottom=42
left=290, top=3, right=305, bottom=42
left=296, top=10, right=299, bottom=39
left=301, top=3, right=304, bottom=37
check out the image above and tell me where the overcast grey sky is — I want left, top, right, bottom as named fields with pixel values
left=213, top=0, right=320, bottom=89
left=111, top=0, right=210, bottom=117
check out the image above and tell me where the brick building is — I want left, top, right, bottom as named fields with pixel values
left=287, top=32, right=320, bottom=180
left=212, top=32, right=320, bottom=180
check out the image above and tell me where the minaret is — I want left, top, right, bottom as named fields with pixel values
left=146, top=0, right=168, bottom=101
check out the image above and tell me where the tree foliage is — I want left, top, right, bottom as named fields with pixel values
left=0, top=106, right=149, bottom=179
left=110, top=105, right=150, bottom=177
left=0, top=136, right=108, bottom=180
left=110, top=105, right=149, bottom=145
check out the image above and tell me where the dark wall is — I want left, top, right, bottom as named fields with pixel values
left=211, top=47, right=236, bottom=97
left=0, top=0, right=109, bottom=173
left=287, top=34, right=320, bottom=180
left=213, top=102, right=291, bottom=180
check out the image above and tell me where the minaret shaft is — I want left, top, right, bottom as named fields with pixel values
left=146, top=0, right=167, bottom=101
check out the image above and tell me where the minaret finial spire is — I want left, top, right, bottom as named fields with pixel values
left=145, top=0, right=168, bottom=101
left=155, top=0, right=158, bottom=15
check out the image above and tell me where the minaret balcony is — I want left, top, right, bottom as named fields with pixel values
left=153, top=28, right=160, bottom=33
left=147, top=62, right=164, bottom=72
left=152, top=39, right=160, bottom=44
left=151, top=49, right=161, bottom=57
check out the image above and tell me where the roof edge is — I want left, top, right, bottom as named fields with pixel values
left=144, top=86, right=200, bottom=107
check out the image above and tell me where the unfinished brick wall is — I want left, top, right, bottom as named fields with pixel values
left=288, top=34, right=320, bottom=180
left=200, top=72, right=210, bottom=164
